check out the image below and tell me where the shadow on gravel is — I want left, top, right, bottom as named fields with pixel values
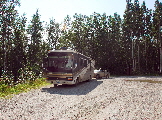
left=96, top=77, right=114, bottom=79
left=41, top=79, right=103, bottom=95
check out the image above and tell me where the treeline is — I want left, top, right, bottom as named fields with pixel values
left=60, top=0, right=162, bottom=75
left=0, top=0, right=162, bottom=85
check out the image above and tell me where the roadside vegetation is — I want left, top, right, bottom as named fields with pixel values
left=0, top=78, right=50, bottom=98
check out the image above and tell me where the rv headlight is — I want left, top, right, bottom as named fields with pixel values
left=67, top=77, right=73, bottom=80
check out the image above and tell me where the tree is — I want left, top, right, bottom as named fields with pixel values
left=122, top=0, right=135, bottom=75
left=106, top=13, right=122, bottom=74
left=27, top=9, right=44, bottom=75
left=0, top=0, right=20, bottom=83
left=152, top=0, right=162, bottom=73
left=11, top=15, right=27, bottom=82
left=47, top=18, right=60, bottom=50
left=140, top=1, right=154, bottom=73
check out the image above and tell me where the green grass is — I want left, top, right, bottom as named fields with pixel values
left=0, top=78, right=50, bottom=99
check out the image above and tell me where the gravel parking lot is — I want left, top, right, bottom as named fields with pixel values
left=0, top=76, right=162, bottom=120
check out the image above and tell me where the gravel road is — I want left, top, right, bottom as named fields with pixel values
left=0, top=76, right=162, bottom=120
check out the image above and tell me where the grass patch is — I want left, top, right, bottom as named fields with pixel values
left=0, top=78, right=50, bottom=99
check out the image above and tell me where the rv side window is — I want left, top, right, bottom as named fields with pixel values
left=80, top=59, right=83, bottom=66
left=84, top=60, right=87, bottom=67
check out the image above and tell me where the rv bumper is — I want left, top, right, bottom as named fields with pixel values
left=46, top=80, right=76, bottom=85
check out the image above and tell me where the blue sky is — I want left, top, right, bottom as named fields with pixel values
left=15, top=0, right=160, bottom=23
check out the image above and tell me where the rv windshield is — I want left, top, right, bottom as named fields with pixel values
left=47, top=53, right=73, bottom=72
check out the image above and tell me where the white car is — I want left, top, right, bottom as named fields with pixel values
left=94, top=69, right=110, bottom=79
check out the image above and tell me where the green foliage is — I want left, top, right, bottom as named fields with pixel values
left=1, top=71, right=14, bottom=86
left=57, top=15, right=73, bottom=49
left=47, top=18, right=61, bottom=50
left=121, top=0, right=162, bottom=74
left=27, top=9, right=44, bottom=71
left=0, top=78, right=49, bottom=98
left=17, top=67, right=37, bottom=83
left=0, top=1, right=49, bottom=88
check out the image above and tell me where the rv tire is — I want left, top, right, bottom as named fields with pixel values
left=96, top=74, right=100, bottom=79
left=76, top=77, right=79, bottom=84
left=105, top=74, right=108, bottom=79
left=87, top=75, right=92, bottom=82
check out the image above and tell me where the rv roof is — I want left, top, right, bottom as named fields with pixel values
left=48, top=49, right=92, bottom=59
left=48, top=50, right=77, bottom=53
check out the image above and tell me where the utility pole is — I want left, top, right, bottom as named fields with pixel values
left=131, top=30, right=134, bottom=72
left=159, top=25, right=162, bottom=73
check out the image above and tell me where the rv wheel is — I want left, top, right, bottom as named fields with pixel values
left=54, top=84, right=57, bottom=87
left=96, top=74, right=100, bottom=79
left=106, top=73, right=110, bottom=79
left=74, top=77, right=79, bottom=86
left=87, top=75, right=92, bottom=82
left=105, top=74, right=108, bottom=79
left=76, top=77, right=79, bottom=84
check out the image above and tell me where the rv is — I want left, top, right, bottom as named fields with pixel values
left=43, top=49, right=95, bottom=87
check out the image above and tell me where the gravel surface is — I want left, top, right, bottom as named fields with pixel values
left=0, top=76, right=162, bottom=120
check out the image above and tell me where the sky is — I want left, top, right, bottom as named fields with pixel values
left=15, top=0, right=161, bottom=24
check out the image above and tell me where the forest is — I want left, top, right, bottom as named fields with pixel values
left=0, top=0, right=162, bottom=85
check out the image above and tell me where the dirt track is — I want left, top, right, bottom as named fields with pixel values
left=0, top=76, right=162, bottom=120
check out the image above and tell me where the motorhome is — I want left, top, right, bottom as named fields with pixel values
left=43, top=49, right=95, bottom=87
